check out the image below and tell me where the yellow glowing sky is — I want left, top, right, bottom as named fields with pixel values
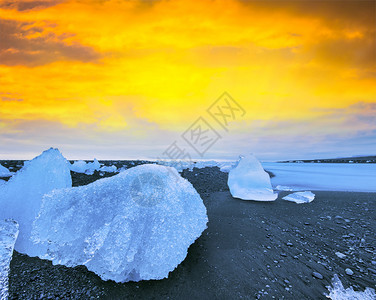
left=0, top=0, right=375, bottom=159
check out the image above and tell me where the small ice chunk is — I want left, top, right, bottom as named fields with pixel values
left=326, top=274, right=375, bottom=299
left=282, top=191, right=315, bottom=204
left=335, top=252, right=346, bottom=259
left=228, top=154, right=277, bottom=201
left=70, top=160, right=87, bottom=173
left=194, top=160, right=218, bottom=169
left=0, top=148, right=72, bottom=255
left=157, top=160, right=194, bottom=172
left=0, top=219, right=19, bottom=300
left=218, top=162, right=236, bottom=173
left=70, top=159, right=102, bottom=175
left=99, top=165, right=117, bottom=173
left=0, top=165, right=12, bottom=178
left=275, top=185, right=294, bottom=191
left=85, top=159, right=101, bottom=175
left=32, top=164, right=208, bottom=282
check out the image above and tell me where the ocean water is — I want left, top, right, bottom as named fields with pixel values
left=262, top=162, right=376, bottom=192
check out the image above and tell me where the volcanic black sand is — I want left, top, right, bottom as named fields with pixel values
left=1, top=161, right=375, bottom=299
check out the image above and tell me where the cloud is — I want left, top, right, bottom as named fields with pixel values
left=199, top=100, right=376, bottom=160
left=240, top=0, right=375, bottom=28
left=1, top=100, right=375, bottom=161
left=0, top=118, right=181, bottom=160
left=0, top=0, right=375, bottom=159
left=303, top=32, right=376, bottom=70
left=1, top=96, right=23, bottom=102
left=0, top=19, right=101, bottom=66
left=0, top=0, right=62, bottom=11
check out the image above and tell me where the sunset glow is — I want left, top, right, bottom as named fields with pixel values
left=1, top=0, right=375, bottom=159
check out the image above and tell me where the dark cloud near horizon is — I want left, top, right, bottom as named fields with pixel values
left=1, top=96, right=23, bottom=101
left=325, top=102, right=376, bottom=127
left=241, top=0, right=375, bottom=27
left=242, top=0, right=376, bottom=69
left=0, top=19, right=101, bottom=66
left=303, top=33, right=376, bottom=71
left=0, top=0, right=62, bottom=11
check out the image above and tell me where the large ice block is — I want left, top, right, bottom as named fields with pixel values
left=32, top=164, right=208, bottom=282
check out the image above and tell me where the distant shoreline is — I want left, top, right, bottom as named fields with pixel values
left=279, top=155, right=376, bottom=164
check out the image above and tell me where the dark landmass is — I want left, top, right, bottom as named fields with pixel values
left=279, top=156, right=376, bottom=164
left=2, top=161, right=376, bottom=299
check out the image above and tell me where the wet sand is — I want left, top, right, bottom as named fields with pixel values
left=4, top=164, right=376, bottom=299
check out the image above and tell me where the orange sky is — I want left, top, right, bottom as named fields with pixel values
left=0, top=0, right=375, bottom=160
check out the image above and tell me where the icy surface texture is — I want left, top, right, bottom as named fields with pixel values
left=0, top=165, right=12, bottom=178
left=228, top=154, right=277, bottom=201
left=0, top=148, right=72, bottom=255
left=32, top=164, right=208, bottom=282
left=0, top=219, right=19, bottom=300
left=262, top=162, right=376, bottom=192
left=70, top=159, right=102, bottom=175
left=282, top=191, right=315, bottom=204
left=326, top=274, right=376, bottom=299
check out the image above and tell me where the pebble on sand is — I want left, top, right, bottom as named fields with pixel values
left=312, top=272, right=323, bottom=279
left=345, top=268, right=354, bottom=275
left=335, top=252, right=346, bottom=259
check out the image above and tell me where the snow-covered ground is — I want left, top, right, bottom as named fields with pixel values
left=262, top=163, right=376, bottom=192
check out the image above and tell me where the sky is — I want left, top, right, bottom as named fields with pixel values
left=0, top=0, right=375, bottom=161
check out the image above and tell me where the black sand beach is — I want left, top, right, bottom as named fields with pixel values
left=2, top=161, right=376, bottom=299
